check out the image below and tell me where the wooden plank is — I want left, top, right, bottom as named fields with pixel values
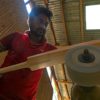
left=80, top=0, right=84, bottom=42
left=0, top=40, right=100, bottom=74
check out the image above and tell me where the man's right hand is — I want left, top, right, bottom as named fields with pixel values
left=0, top=42, right=6, bottom=52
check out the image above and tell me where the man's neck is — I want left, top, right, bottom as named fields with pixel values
left=28, top=32, right=45, bottom=44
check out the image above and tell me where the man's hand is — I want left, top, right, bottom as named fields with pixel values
left=0, top=42, right=6, bottom=52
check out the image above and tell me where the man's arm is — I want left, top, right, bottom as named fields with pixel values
left=0, top=32, right=17, bottom=52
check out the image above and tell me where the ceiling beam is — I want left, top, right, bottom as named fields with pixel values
left=80, top=0, right=84, bottom=42
left=43, top=0, right=58, bottom=45
left=61, top=0, right=71, bottom=45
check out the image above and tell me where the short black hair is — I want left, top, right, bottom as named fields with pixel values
left=29, top=5, right=53, bottom=20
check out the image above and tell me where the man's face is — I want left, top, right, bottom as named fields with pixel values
left=29, top=14, right=49, bottom=40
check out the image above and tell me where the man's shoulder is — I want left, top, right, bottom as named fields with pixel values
left=7, top=32, right=22, bottom=37
left=12, top=32, right=24, bottom=35
left=10, top=32, right=28, bottom=37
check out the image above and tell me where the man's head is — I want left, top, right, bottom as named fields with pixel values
left=28, top=5, right=53, bottom=42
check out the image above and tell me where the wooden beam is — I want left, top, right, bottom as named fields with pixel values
left=51, top=67, right=62, bottom=98
left=61, top=0, right=71, bottom=45
left=44, top=0, right=48, bottom=6
left=0, top=40, right=100, bottom=74
left=62, top=64, right=70, bottom=99
left=43, top=0, right=58, bottom=45
left=80, top=0, right=84, bottom=42
left=56, top=80, right=72, bottom=84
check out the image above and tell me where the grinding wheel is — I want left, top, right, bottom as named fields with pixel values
left=65, top=45, right=100, bottom=86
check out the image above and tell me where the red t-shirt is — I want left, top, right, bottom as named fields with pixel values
left=0, top=32, right=56, bottom=100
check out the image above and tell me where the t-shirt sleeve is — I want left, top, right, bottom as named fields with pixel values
left=0, top=33, right=16, bottom=50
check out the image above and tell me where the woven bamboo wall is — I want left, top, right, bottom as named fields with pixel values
left=0, top=0, right=28, bottom=39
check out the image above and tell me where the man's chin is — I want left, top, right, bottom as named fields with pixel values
left=36, top=31, right=45, bottom=36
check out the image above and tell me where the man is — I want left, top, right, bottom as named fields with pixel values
left=0, top=5, right=56, bottom=100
